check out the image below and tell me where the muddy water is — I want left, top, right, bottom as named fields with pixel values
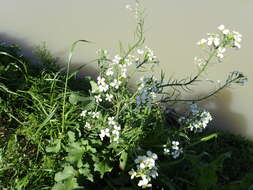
left=0, top=0, right=253, bottom=138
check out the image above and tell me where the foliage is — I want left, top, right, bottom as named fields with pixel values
left=0, top=1, right=252, bottom=190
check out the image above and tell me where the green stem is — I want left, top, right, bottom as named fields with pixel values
left=158, top=49, right=217, bottom=88
left=61, top=40, right=90, bottom=133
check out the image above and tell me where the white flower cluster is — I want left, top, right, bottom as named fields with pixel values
left=99, top=116, right=121, bottom=142
left=197, top=24, right=242, bottom=60
left=96, top=49, right=109, bottom=59
left=92, top=52, right=136, bottom=104
left=129, top=151, right=158, bottom=189
left=136, top=46, right=158, bottom=66
left=218, top=25, right=242, bottom=49
left=80, top=110, right=101, bottom=130
left=178, top=104, right=212, bottom=133
left=163, top=141, right=183, bottom=159
left=107, top=54, right=134, bottom=79
left=92, top=75, right=116, bottom=103
left=136, top=77, right=159, bottom=106
left=80, top=110, right=100, bottom=119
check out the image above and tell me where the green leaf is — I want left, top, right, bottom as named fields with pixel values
left=55, top=166, right=76, bottom=182
left=200, top=133, right=218, bottom=142
left=67, top=131, right=76, bottom=143
left=66, top=141, right=84, bottom=168
left=119, top=151, right=128, bottom=170
left=46, top=139, right=61, bottom=153
left=94, top=160, right=113, bottom=178
left=69, top=92, right=92, bottom=106
left=52, top=177, right=79, bottom=190
left=90, top=80, right=98, bottom=92
left=79, top=164, right=94, bottom=182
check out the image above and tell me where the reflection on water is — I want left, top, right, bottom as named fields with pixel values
left=0, top=0, right=252, bottom=139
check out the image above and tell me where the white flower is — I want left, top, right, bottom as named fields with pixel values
left=84, top=122, right=91, bottom=129
left=98, top=83, right=109, bottom=92
left=97, top=76, right=105, bottom=85
left=182, top=104, right=212, bottom=133
left=106, top=67, right=114, bottom=76
left=171, top=148, right=183, bottom=159
left=130, top=151, right=158, bottom=188
left=80, top=110, right=87, bottom=117
left=217, top=47, right=226, bottom=59
left=172, top=141, right=180, bottom=150
left=125, top=57, right=134, bottom=66
left=149, top=170, right=158, bottom=179
left=218, top=24, right=225, bottom=31
left=145, top=46, right=157, bottom=61
left=97, top=76, right=109, bottom=92
left=138, top=177, right=151, bottom=188
left=234, top=41, right=241, bottom=49
left=233, top=31, right=242, bottom=42
left=194, top=57, right=205, bottom=67
left=129, top=169, right=137, bottom=179
left=99, top=128, right=110, bottom=140
left=223, top=29, right=230, bottom=35
left=137, top=49, right=144, bottom=55
left=163, top=147, right=170, bottom=155
left=230, top=31, right=242, bottom=49
left=197, top=38, right=207, bottom=46
left=95, top=94, right=102, bottom=103
left=147, top=151, right=158, bottom=160
left=105, top=94, right=113, bottom=102
left=108, top=116, right=116, bottom=126
left=125, top=4, right=132, bottom=10
left=110, top=79, right=122, bottom=89
left=121, top=67, right=127, bottom=78
left=207, top=36, right=220, bottom=47
left=91, top=111, right=100, bottom=119
left=112, top=55, right=121, bottom=65
left=213, top=37, right=220, bottom=47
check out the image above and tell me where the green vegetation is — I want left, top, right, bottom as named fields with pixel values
left=0, top=2, right=252, bottom=190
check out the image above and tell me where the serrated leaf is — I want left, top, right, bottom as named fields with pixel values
left=94, top=160, right=113, bottom=178
left=79, top=164, right=94, bottom=182
left=52, top=177, right=79, bottom=190
left=55, top=166, right=76, bottom=182
left=46, top=139, right=61, bottom=153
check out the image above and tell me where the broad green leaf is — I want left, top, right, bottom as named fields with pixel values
left=66, top=141, right=84, bottom=168
left=52, top=177, right=79, bottom=190
left=94, top=160, right=113, bottom=178
left=46, top=139, right=61, bottom=153
left=55, top=166, right=76, bottom=182
left=67, top=131, right=76, bottom=143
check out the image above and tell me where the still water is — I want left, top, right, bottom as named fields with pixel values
left=0, top=0, right=253, bottom=138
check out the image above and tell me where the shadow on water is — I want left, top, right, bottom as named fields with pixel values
left=0, top=33, right=98, bottom=79
left=201, top=89, right=247, bottom=137
left=0, top=33, right=249, bottom=138
left=0, top=32, right=35, bottom=60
